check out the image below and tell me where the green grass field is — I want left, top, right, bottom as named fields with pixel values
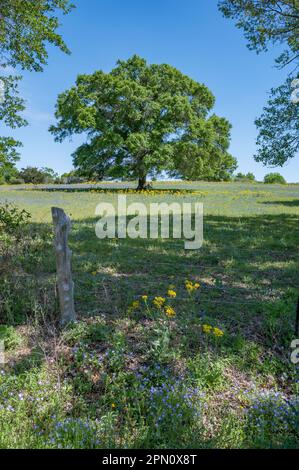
left=0, top=181, right=298, bottom=448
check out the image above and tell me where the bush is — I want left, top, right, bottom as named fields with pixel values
left=264, top=173, right=286, bottom=184
left=0, top=325, right=22, bottom=350
left=0, top=202, right=31, bottom=234
left=8, top=177, right=25, bottom=185
left=19, top=166, right=58, bottom=184
left=235, top=172, right=256, bottom=182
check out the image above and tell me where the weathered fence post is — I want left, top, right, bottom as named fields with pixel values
left=51, top=207, right=76, bottom=326
left=295, top=296, right=299, bottom=337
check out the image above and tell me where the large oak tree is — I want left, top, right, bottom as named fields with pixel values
left=50, top=55, right=236, bottom=188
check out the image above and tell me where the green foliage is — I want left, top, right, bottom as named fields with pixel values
left=262, top=289, right=296, bottom=346
left=244, top=391, right=299, bottom=448
left=187, top=353, right=227, bottom=390
left=0, top=75, right=27, bottom=128
left=62, top=319, right=111, bottom=347
left=218, top=1, right=299, bottom=68
left=0, top=75, right=26, bottom=181
left=19, top=166, right=58, bottom=184
left=0, top=137, right=22, bottom=183
left=235, top=172, right=256, bottom=182
left=50, top=55, right=236, bottom=188
left=218, top=1, right=299, bottom=167
left=255, top=76, right=299, bottom=166
left=0, top=0, right=73, bottom=72
left=0, top=325, right=22, bottom=350
left=0, top=202, right=31, bottom=233
left=0, top=0, right=74, bottom=179
left=264, top=173, right=287, bottom=184
left=0, top=367, right=74, bottom=449
left=61, top=170, right=88, bottom=184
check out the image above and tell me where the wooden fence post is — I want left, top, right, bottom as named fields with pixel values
left=51, top=207, right=76, bottom=326
left=295, top=296, right=299, bottom=337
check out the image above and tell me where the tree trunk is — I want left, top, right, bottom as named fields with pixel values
left=51, top=207, right=76, bottom=326
left=137, top=175, right=147, bottom=190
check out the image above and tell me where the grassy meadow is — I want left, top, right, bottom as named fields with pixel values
left=0, top=181, right=298, bottom=448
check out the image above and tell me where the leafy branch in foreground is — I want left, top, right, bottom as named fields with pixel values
left=0, top=0, right=74, bottom=72
left=218, top=1, right=299, bottom=69
left=0, top=0, right=74, bottom=181
left=255, top=75, right=299, bottom=166
left=218, top=1, right=299, bottom=166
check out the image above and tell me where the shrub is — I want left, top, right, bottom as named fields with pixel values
left=19, top=166, right=58, bottom=184
left=235, top=172, right=256, bottom=182
left=264, top=173, right=286, bottom=184
left=0, top=325, right=22, bottom=350
left=8, top=177, right=25, bottom=185
left=0, top=202, right=31, bottom=234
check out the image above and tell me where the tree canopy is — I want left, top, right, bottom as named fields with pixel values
left=19, top=166, right=58, bottom=184
left=255, top=75, right=299, bottom=166
left=0, top=0, right=73, bottom=181
left=0, top=74, right=26, bottom=180
left=218, top=0, right=299, bottom=166
left=50, top=55, right=236, bottom=188
left=218, top=1, right=299, bottom=68
left=0, top=0, right=73, bottom=71
left=264, top=172, right=287, bottom=184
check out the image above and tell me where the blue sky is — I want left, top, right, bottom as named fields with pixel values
left=3, top=0, right=298, bottom=181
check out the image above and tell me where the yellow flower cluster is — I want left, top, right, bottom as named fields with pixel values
left=202, top=324, right=212, bottom=334
left=164, top=306, right=176, bottom=318
left=167, top=289, right=177, bottom=298
left=202, top=324, right=224, bottom=337
left=88, top=188, right=199, bottom=196
left=154, top=295, right=176, bottom=317
left=153, top=296, right=166, bottom=309
left=129, top=285, right=178, bottom=320
left=185, top=280, right=200, bottom=292
left=132, top=301, right=140, bottom=309
left=127, top=300, right=140, bottom=314
left=213, top=327, right=224, bottom=338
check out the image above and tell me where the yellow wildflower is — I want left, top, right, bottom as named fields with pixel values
left=142, top=295, right=148, bottom=301
left=213, top=327, right=224, bottom=337
left=165, top=306, right=176, bottom=318
left=185, top=280, right=194, bottom=292
left=167, top=289, right=177, bottom=298
left=132, top=301, right=140, bottom=309
left=111, top=403, right=116, bottom=409
left=202, top=324, right=213, bottom=334
left=153, top=297, right=166, bottom=309
left=185, top=280, right=200, bottom=292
